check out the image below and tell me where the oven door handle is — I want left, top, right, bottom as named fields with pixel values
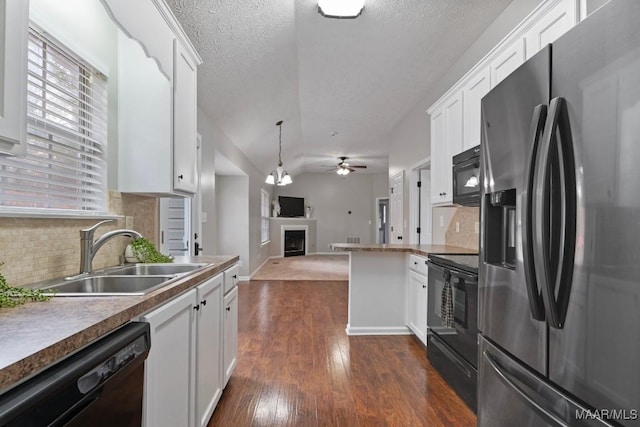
left=427, top=261, right=476, bottom=282
left=426, top=260, right=445, bottom=273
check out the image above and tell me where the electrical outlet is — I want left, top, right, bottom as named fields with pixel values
left=455, top=222, right=460, bottom=233
left=238, top=260, right=243, bottom=267
left=475, top=222, right=480, bottom=234
left=439, top=216, right=444, bottom=227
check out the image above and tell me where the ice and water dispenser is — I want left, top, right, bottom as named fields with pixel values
left=484, top=189, right=517, bottom=269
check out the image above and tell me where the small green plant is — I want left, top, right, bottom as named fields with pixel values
left=0, top=263, right=54, bottom=308
left=130, top=238, right=173, bottom=263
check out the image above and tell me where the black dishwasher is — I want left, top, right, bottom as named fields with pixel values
left=0, top=321, right=150, bottom=426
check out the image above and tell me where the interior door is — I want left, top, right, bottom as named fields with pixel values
left=390, top=172, right=404, bottom=242
left=192, top=134, right=203, bottom=255
left=548, top=0, right=640, bottom=413
left=377, top=198, right=389, bottom=244
left=419, top=169, right=432, bottom=244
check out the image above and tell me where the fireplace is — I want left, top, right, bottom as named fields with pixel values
left=284, top=230, right=306, bottom=257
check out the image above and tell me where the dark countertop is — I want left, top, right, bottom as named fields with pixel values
left=329, top=243, right=477, bottom=257
left=0, top=255, right=239, bottom=394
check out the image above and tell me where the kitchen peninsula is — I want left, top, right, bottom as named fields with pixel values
left=330, top=243, right=476, bottom=337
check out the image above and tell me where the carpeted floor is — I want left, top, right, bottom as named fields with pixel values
left=251, top=254, right=349, bottom=281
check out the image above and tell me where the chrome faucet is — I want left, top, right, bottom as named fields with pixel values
left=79, top=219, right=143, bottom=274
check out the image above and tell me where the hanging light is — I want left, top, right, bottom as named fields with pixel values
left=318, top=0, right=365, bottom=18
left=336, top=166, right=350, bottom=176
left=265, top=121, right=293, bottom=186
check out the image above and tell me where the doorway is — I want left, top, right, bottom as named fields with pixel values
left=411, top=159, right=432, bottom=244
left=376, top=197, right=389, bottom=244
left=390, top=171, right=404, bottom=243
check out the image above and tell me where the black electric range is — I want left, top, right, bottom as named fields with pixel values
left=426, top=253, right=479, bottom=413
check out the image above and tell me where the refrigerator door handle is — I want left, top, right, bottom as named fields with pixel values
left=522, top=104, right=547, bottom=321
left=549, top=97, right=577, bottom=330
left=534, top=97, right=577, bottom=329
left=483, top=350, right=567, bottom=426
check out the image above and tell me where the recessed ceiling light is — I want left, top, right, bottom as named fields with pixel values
left=318, top=0, right=365, bottom=19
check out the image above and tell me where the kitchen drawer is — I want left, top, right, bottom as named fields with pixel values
left=409, top=254, right=428, bottom=276
left=223, top=264, right=239, bottom=294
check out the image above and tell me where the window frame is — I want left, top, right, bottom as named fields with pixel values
left=261, top=189, right=270, bottom=244
left=0, top=25, right=109, bottom=217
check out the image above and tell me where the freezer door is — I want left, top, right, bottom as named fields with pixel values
left=479, top=46, right=549, bottom=374
left=548, top=0, right=640, bottom=418
left=478, top=336, right=614, bottom=427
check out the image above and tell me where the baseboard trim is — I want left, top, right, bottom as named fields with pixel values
left=313, top=251, right=349, bottom=256
left=238, top=275, right=250, bottom=281
left=345, top=325, right=413, bottom=336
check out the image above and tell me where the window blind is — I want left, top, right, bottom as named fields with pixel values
left=261, top=189, right=270, bottom=243
left=0, top=28, right=108, bottom=214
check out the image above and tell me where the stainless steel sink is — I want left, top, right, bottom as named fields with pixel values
left=43, top=275, right=175, bottom=296
left=101, top=263, right=207, bottom=276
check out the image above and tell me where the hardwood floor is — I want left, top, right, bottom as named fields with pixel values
left=209, top=280, right=476, bottom=427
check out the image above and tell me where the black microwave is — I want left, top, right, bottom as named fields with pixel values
left=452, top=145, right=480, bottom=206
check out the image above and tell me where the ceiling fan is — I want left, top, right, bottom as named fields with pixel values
left=323, top=157, right=367, bottom=175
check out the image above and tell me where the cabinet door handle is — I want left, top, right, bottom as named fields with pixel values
left=414, top=261, right=418, bottom=265
left=193, top=304, right=200, bottom=311
left=226, top=307, right=231, bottom=312
left=422, top=285, right=427, bottom=289
left=232, top=274, right=237, bottom=279
left=178, top=174, right=184, bottom=180
left=200, top=300, right=207, bottom=306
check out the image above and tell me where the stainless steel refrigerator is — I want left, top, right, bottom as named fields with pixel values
left=479, top=1, right=640, bottom=425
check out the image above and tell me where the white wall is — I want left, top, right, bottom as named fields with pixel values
left=198, top=108, right=272, bottom=276
left=216, top=176, right=249, bottom=268
left=386, top=0, right=543, bottom=240
left=275, top=173, right=388, bottom=252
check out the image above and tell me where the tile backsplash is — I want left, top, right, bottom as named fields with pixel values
left=0, top=191, right=158, bottom=287
left=444, top=206, right=480, bottom=251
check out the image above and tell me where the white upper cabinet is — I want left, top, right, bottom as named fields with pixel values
left=490, top=38, right=526, bottom=87
left=462, top=67, right=491, bottom=150
left=429, top=90, right=462, bottom=206
left=0, top=0, right=29, bottom=155
left=525, top=0, right=578, bottom=60
left=117, top=31, right=174, bottom=195
left=100, top=0, right=175, bottom=81
left=428, top=0, right=581, bottom=205
left=173, top=40, right=199, bottom=194
left=103, top=0, right=202, bottom=196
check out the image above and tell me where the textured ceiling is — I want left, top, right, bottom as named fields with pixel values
left=167, top=0, right=513, bottom=176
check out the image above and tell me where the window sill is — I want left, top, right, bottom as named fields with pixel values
left=0, top=210, right=123, bottom=220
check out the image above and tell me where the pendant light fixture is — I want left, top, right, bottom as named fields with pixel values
left=318, top=0, right=365, bottom=19
left=265, top=120, right=293, bottom=186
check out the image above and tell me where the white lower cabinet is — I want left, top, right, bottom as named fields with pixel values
left=195, top=274, right=224, bottom=427
left=223, top=286, right=238, bottom=387
left=142, top=289, right=197, bottom=427
left=142, top=272, right=224, bottom=427
left=407, top=255, right=428, bottom=345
